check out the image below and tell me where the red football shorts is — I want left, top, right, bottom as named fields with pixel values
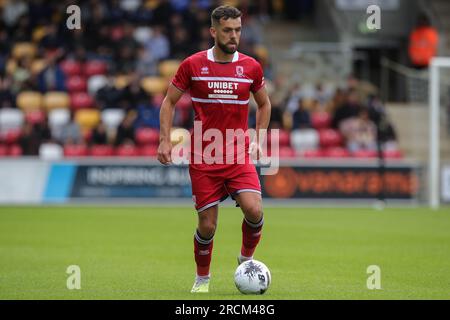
left=189, top=163, right=262, bottom=213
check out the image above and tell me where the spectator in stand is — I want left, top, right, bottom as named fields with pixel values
left=96, top=75, right=124, bottom=109
left=115, top=112, right=137, bottom=146
left=91, top=121, right=109, bottom=146
left=59, top=112, right=82, bottom=145
left=144, top=25, right=170, bottom=62
left=119, top=74, right=149, bottom=111
left=134, top=103, right=160, bottom=129
left=269, top=99, right=285, bottom=129
left=408, top=13, right=439, bottom=69
left=0, top=76, right=15, bottom=109
left=19, top=121, right=52, bottom=156
left=136, top=46, right=158, bottom=77
left=11, top=56, right=34, bottom=94
left=292, top=99, right=312, bottom=130
left=37, top=55, right=66, bottom=92
left=340, top=108, right=377, bottom=153
left=332, top=89, right=362, bottom=129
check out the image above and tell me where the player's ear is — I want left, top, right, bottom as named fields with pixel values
left=210, top=26, right=216, bottom=39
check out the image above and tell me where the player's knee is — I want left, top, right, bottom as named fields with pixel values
left=198, top=221, right=216, bottom=238
left=244, top=205, right=263, bottom=224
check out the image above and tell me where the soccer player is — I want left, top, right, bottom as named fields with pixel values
left=157, top=5, right=271, bottom=293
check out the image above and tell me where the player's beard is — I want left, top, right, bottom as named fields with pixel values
left=217, top=39, right=238, bottom=54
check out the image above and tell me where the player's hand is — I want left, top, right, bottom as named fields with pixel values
left=157, top=140, right=173, bottom=165
left=248, top=141, right=263, bottom=161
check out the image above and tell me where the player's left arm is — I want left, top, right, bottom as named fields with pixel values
left=250, top=86, right=271, bottom=159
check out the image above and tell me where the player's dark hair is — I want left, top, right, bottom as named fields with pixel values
left=211, top=5, right=242, bottom=26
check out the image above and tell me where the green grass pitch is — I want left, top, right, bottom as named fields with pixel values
left=0, top=206, right=449, bottom=300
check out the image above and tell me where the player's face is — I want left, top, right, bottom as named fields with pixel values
left=211, top=18, right=241, bottom=54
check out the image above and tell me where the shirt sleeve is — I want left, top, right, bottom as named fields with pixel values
left=250, top=61, right=265, bottom=94
left=171, top=58, right=191, bottom=92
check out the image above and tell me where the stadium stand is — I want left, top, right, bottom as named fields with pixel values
left=0, top=0, right=402, bottom=160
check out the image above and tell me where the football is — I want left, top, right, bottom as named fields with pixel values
left=234, top=260, right=271, bottom=295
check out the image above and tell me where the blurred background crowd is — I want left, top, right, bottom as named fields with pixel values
left=0, top=0, right=402, bottom=159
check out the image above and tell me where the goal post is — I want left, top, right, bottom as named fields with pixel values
left=429, top=57, right=450, bottom=209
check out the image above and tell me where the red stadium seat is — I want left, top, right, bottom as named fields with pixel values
left=60, top=60, right=83, bottom=77
left=140, top=145, right=158, bottom=157
left=89, top=145, right=114, bottom=157
left=4, top=129, right=22, bottom=145
left=135, top=127, right=159, bottom=145
left=300, top=149, right=324, bottom=158
left=0, top=145, right=8, bottom=156
left=8, top=145, right=22, bottom=157
left=66, top=76, right=87, bottom=93
left=277, top=146, right=296, bottom=158
left=311, top=112, right=332, bottom=130
left=383, top=150, right=403, bottom=159
left=64, top=144, right=89, bottom=157
left=84, top=60, right=107, bottom=77
left=116, top=144, right=140, bottom=157
left=353, top=150, right=378, bottom=159
left=278, top=130, right=291, bottom=147
left=323, top=147, right=350, bottom=158
left=70, top=92, right=94, bottom=110
left=25, top=110, right=46, bottom=124
left=319, top=129, right=343, bottom=148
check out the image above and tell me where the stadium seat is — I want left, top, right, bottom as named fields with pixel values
left=16, top=91, right=43, bottom=111
left=89, top=145, right=114, bottom=157
left=66, top=76, right=87, bottom=93
left=8, top=145, right=22, bottom=157
left=277, top=146, right=297, bottom=158
left=141, top=76, right=168, bottom=95
left=60, top=60, right=83, bottom=77
left=319, top=129, right=343, bottom=148
left=30, top=59, right=47, bottom=75
left=4, top=129, right=22, bottom=145
left=43, top=92, right=70, bottom=111
left=48, top=108, right=70, bottom=142
left=323, top=147, right=350, bottom=158
left=39, top=143, right=63, bottom=160
left=115, top=75, right=131, bottom=89
left=383, top=150, right=403, bottom=159
left=159, top=60, right=181, bottom=78
left=70, top=92, right=94, bottom=110
left=140, top=144, right=158, bottom=157
left=75, top=109, right=100, bottom=130
left=0, top=109, right=24, bottom=135
left=300, top=149, right=325, bottom=159
left=25, top=110, right=46, bottom=125
left=88, top=75, right=108, bottom=95
left=311, top=112, right=332, bottom=130
left=0, top=145, right=8, bottom=156
left=12, top=42, right=36, bottom=59
left=116, top=144, right=140, bottom=157
left=49, top=109, right=70, bottom=128
left=84, top=60, right=108, bottom=77
left=135, top=127, right=159, bottom=145
left=32, top=26, right=48, bottom=43
left=353, top=150, right=378, bottom=159
left=290, top=129, right=319, bottom=152
left=278, top=130, right=291, bottom=147
left=101, top=109, right=125, bottom=130
left=64, top=144, right=89, bottom=157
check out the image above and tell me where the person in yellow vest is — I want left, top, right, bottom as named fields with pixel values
left=408, top=14, right=439, bottom=69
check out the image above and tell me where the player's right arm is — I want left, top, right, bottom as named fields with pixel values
left=157, top=84, right=184, bottom=165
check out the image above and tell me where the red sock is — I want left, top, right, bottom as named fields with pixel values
left=194, top=230, right=214, bottom=277
left=241, top=216, right=264, bottom=258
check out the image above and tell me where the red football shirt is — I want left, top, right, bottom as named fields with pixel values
left=172, top=47, right=265, bottom=169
